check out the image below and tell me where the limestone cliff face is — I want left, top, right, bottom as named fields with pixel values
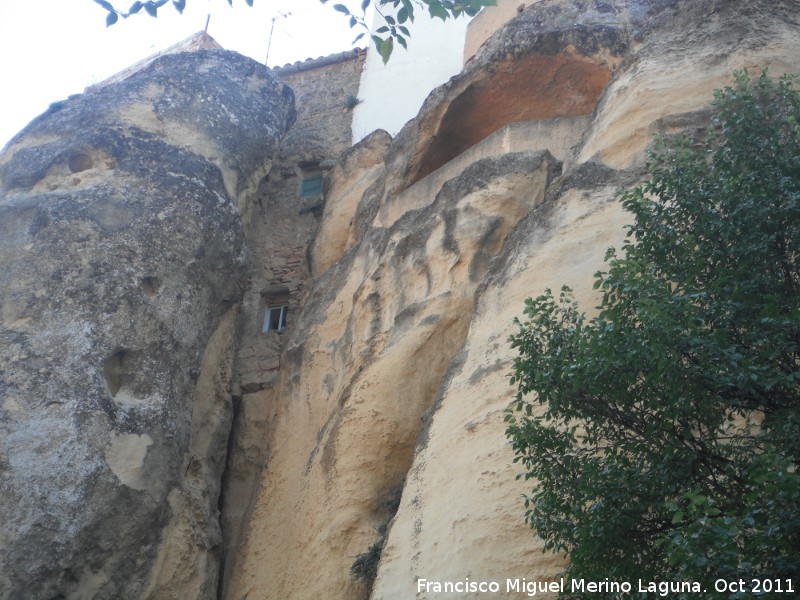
left=0, top=50, right=294, bottom=600
left=229, top=1, right=800, bottom=599
left=231, top=148, right=560, bottom=599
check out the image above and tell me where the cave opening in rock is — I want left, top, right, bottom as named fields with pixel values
left=411, top=54, right=612, bottom=183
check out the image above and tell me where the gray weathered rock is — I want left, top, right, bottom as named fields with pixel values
left=0, top=50, right=294, bottom=600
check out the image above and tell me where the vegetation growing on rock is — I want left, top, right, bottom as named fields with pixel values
left=506, top=70, right=800, bottom=596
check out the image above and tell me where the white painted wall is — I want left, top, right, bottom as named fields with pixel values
left=351, top=11, right=471, bottom=143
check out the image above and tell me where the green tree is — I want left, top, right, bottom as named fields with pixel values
left=505, top=70, right=800, bottom=598
left=92, top=0, right=496, bottom=62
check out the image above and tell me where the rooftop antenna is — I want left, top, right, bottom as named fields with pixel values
left=265, top=11, right=291, bottom=66
left=204, top=14, right=211, bottom=32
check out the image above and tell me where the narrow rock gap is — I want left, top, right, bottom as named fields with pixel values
left=215, top=392, right=242, bottom=600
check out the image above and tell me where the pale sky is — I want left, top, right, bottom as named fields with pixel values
left=0, top=0, right=369, bottom=149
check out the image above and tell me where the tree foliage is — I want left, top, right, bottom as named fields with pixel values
left=92, top=0, right=496, bottom=62
left=505, top=71, right=800, bottom=597
left=92, top=0, right=199, bottom=26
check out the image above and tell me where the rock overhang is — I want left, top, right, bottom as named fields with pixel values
left=406, top=19, right=630, bottom=185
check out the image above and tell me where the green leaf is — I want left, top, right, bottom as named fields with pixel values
left=105, top=10, right=119, bottom=26
left=378, top=36, right=394, bottom=64
left=468, top=0, right=496, bottom=13
left=428, top=3, right=449, bottom=20
left=94, top=0, right=115, bottom=11
left=127, top=1, right=143, bottom=14
left=333, top=3, right=350, bottom=15
left=172, top=0, right=185, bottom=14
left=144, top=1, right=158, bottom=17
left=402, top=0, right=415, bottom=22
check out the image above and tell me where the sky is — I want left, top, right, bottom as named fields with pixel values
left=0, top=0, right=370, bottom=149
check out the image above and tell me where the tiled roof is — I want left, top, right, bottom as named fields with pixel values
left=273, top=47, right=366, bottom=75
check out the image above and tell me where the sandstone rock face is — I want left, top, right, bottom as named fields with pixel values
left=375, top=2, right=800, bottom=596
left=230, top=150, right=561, bottom=600
left=0, top=50, right=294, bottom=600
left=311, top=129, right=393, bottom=276
left=228, top=1, right=800, bottom=599
left=2, top=1, right=798, bottom=599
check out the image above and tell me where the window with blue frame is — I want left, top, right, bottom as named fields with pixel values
left=299, top=173, right=323, bottom=197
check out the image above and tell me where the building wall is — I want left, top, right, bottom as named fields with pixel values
left=230, top=50, right=366, bottom=398
left=351, top=11, right=471, bottom=143
left=277, top=50, right=367, bottom=163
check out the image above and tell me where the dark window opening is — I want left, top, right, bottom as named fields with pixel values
left=300, top=174, right=323, bottom=198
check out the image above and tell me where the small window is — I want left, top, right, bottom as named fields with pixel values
left=263, top=305, right=288, bottom=333
left=299, top=173, right=323, bottom=198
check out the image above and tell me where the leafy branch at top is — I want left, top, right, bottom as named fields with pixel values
left=92, top=0, right=496, bottom=63
left=326, top=0, right=496, bottom=63
left=93, top=0, right=252, bottom=26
